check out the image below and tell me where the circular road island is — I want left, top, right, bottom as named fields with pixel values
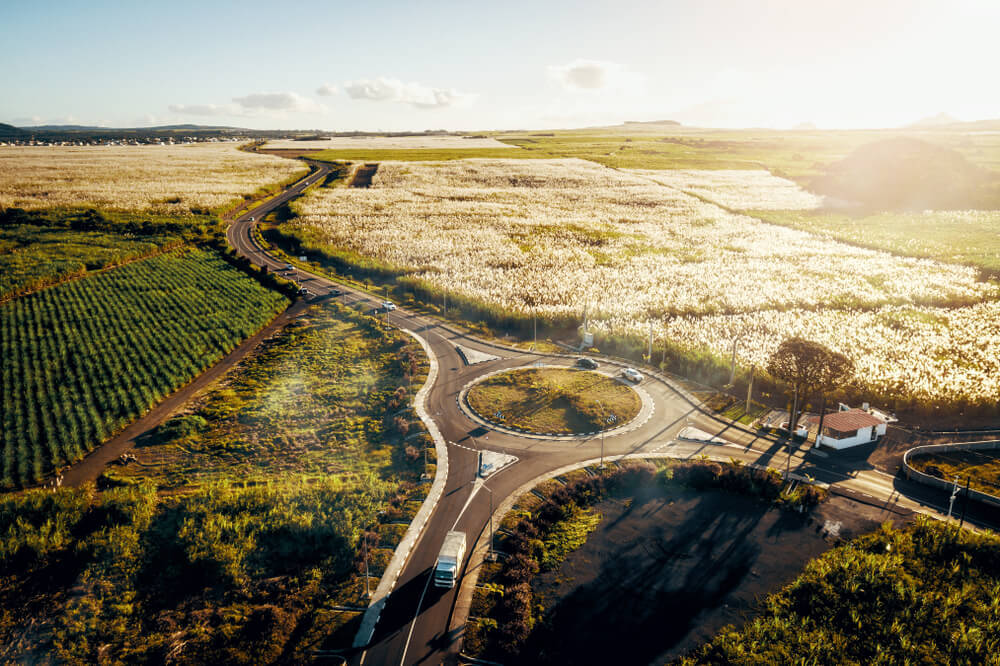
left=466, top=367, right=641, bottom=436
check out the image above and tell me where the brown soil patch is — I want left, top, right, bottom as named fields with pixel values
left=350, top=163, right=379, bottom=188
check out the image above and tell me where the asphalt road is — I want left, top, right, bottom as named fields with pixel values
left=227, top=165, right=987, bottom=666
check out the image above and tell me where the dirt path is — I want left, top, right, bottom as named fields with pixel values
left=59, top=300, right=309, bottom=488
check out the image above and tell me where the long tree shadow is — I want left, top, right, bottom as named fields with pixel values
left=520, top=491, right=777, bottom=665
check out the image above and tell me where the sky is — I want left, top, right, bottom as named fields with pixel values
left=3, top=0, right=999, bottom=131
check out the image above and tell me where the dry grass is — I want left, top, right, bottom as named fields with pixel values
left=263, top=136, right=517, bottom=150
left=0, top=144, right=306, bottom=214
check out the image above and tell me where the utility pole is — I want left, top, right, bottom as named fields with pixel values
left=947, top=477, right=960, bottom=520
left=484, top=485, right=495, bottom=561
left=814, top=395, right=827, bottom=449
left=533, top=309, right=537, bottom=351
left=596, top=400, right=606, bottom=469
left=648, top=321, right=653, bottom=365
left=745, top=364, right=755, bottom=417
left=729, top=337, right=738, bottom=387
left=443, top=290, right=447, bottom=316
left=959, top=476, right=971, bottom=529
left=363, top=533, right=370, bottom=598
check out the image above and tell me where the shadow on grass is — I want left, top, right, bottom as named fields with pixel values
left=519, top=492, right=775, bottom=665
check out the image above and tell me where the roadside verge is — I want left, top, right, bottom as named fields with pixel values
left=353, top=328, right=449, bottom=648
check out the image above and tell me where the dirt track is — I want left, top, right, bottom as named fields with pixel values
left=59, top=300, right=309, bottom=488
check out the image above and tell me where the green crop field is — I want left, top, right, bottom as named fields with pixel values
left=0, top=301, right=435, bottom=662
left=0, top=248, right=289, bottom=487
left=753, top=209, right=1000, bottom=277
left=495, top=126, right=1000, bottom=183
left=0, top=224, right=181, bottom=300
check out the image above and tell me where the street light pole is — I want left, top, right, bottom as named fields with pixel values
left=363, top=533, right=370, bottom=598
left=596, top=400, right=605, bottom=469
left=484, top=485, right=495, bottom=561
left=533, top=309, right=537, bottom=351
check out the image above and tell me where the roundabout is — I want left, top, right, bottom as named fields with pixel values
left=460, top=365, right=653, bottom=439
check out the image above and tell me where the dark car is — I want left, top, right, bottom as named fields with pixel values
left=329, top=288, right=343, bottom=296
left=576, top=357, right=599, bottom=370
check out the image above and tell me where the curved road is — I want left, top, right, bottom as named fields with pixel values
left=228, top=164, right=983, bottom=666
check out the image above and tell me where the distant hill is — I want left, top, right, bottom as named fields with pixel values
left=0, top=123, right=28, bottom=138
left=906, top=112, right=960, bottom=128
left=623, top=120, right=681, bottom=126
left=811, top=137, right=990, bottom=210
left=22, top=124, right=106, bottom=131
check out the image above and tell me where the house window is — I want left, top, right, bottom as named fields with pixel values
left=823, top=427, right=856, bottom=440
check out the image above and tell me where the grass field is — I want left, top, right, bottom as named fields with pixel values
left=304, top=147, right=538, bottom=163
left=0, top=143, right=307, bottom=215
left=0, top=248, right=289, bottom=486
left=0, top=300, right=435, bottom=662
left=112, top=300, right=430, bottom=488
left=264, top=136, right=516, bottom=150
left=680, top=519, right=1000, bottom=664
left=495, top=126, right=1000, bottom=184
left=279, top=157, right=1000, bottom=409
left=909, top=449, right=1000, bottom=495
left=753, top=209, right=1000, bottom=277
left=0, top=223, right=181, bottom=300
left=466, top=367, right=640, bottom=434
left=0, top=477, right=395, bottom=663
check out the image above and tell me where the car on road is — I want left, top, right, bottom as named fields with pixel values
left=622, top=367, right=643, bottom=383
left=248, top=216, right=254, bottom=222
left=381, top=301, right=396, bottom=311
left=576, top=357, right=599, bottom=369
left=285, top=263, right=294, bottom=270
left=298, top=287, right=310, bottom=296
left=329, top=288, right=342, bottom=296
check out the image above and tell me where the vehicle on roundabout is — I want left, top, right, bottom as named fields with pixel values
left=622, top=367, right=643, bottom=383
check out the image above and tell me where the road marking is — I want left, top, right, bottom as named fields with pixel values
left=452, top=479, right=483, bottom=530
left=398, top=571, right=433, bottom=666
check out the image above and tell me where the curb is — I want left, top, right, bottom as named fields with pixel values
left=902, top=439, right=1000, bottom=509
left=353, top=328, right=449, bottom=648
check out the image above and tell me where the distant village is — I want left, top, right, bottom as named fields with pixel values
left=0, top=136, right=251, bottom=147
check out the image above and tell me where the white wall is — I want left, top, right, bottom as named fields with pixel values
left=818, top=425, right=878, bottom=450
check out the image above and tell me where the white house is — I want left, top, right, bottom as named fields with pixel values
left=809, top=408, right=889, bottom=450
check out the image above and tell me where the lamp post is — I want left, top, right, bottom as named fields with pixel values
left=533, top=308, right=537, bottom=352
left=483, top=484, right=495, bottom=561
left=596, top=400, right=605, bottom=469
left=362, top=532, right=371, bottom=599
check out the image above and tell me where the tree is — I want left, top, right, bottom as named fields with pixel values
left=767, top=337, right=853, bottom=440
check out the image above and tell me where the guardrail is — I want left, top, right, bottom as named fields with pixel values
left=902, top=440, right=1000, bottom=509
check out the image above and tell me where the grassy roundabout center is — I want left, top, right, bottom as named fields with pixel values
left=466, top=367, right=642, bottom=435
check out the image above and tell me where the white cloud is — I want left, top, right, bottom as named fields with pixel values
left=232, top=92, right=325, bottom=113
left=343, top=77, right=474, bottom=109
left=547, top=59, right=643, bottom=92
left=168, top=103, right=229, bottom=116
left=316, top=83, right=337, bottom=97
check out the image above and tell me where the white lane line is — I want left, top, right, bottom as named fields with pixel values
left=452, top=479, right=483, bottom=530
left=398, top=572, right=433, bottom=666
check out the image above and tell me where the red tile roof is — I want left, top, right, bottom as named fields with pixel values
left=808, top=409, right=884, bottom=433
